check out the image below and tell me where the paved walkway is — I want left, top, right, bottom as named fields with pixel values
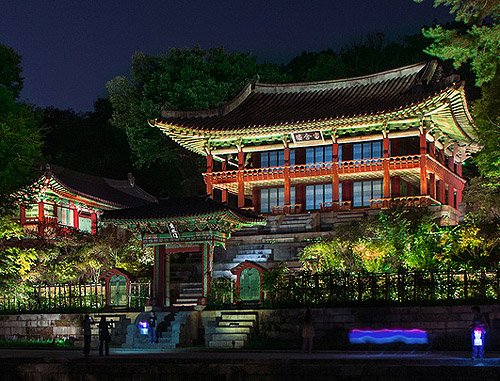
left=1, top=347, right=500, bottom=366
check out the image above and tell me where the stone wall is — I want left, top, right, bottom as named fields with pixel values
left=252, top=305, right=500, bottom=350
left=0, top=312, right=139, bottom=347
left=1, top=305, right=499, bottom=351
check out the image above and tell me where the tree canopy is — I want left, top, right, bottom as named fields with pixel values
left=0, top=44, right=42, bottom=202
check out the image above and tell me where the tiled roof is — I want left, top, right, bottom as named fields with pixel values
left=101, top=196, right=264, bottom=223
left=43, top=164, right=157, bottom=209
left=157, top=61, right=455, bottom=131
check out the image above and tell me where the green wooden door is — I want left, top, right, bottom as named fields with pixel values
left=109, top=275, right=128, bottom=306
left=240, top=268, right=260, bottom=301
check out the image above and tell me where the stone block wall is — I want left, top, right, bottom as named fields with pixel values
left=0, top=312, right=139, bottom=347
left=252, top=305, right=500, bottom=350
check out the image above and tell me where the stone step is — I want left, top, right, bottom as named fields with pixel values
left=218, top=320, right=254, bottom=327
left=209, top=340, right=245, bottom=348
left=214, top=326, right=251, bottom=334
left=211, top=333, right=249, bottom=342
left=219, top=313, right=257, bottom=321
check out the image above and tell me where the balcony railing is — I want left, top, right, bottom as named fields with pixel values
left=370, top=195, right=439, bottom=209
left=271, top=204, right=303, bottom=214
left=208, top=155, right=422, bottom=184
left=319, top=201, right=352, bottom=212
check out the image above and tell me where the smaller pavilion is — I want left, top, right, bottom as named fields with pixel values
left=101, top=196, right=265, bottom=307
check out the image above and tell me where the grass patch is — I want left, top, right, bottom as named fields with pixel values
left=0, top=338, right=76, bottom=349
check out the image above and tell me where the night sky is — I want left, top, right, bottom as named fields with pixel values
left=2, top=1, right=453, bottom=112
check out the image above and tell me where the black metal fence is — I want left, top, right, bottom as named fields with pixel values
left=262, top=269, right=500, bottom=306
left=0, top=282, right=151, bottom=312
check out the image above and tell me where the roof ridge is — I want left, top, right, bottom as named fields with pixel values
left=255, top=61, right=432, bottom=93
left=159, top=62, right=433, bottom=121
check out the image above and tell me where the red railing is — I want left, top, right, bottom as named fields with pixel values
left=319, top=201, right=352, bottom=212
left=207, top=155, right=424, bottom=185
left=370, top=195, right=439, bottom=209
left=271, top=204, right=303, bottom=214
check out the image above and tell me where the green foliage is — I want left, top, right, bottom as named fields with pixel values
left=41, top=99, right=133, bottom=179
left=107, top=46, right=287, bottom=196
left=261, top=262, right=289, bottom=302
left=0, top=87, right=43, bottom=199
left=299, top=210, right=449, bottom=273
left=0, top=44, right=23, bottom=99
left=0, top=45, right=43, bottom=202
left=286, top=33, right=429, bottom=82
left=416, top=0, right=500, bottom=85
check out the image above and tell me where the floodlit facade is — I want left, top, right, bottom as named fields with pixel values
left=15, top=164, right=156, bottom=237
left=155, top=61, right=479, bottom=223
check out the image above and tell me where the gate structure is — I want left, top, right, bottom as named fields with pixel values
left=102, top=196, right=265, bottom=307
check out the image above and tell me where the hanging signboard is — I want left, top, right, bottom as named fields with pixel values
left=292, top=131, right=324, bottom=144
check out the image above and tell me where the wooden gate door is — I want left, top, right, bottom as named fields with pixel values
left=240, top=267, right=260, bottom=301
left=109, top=274, right=128, bottom=306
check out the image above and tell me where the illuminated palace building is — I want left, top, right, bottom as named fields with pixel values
left=154, top=61, right=479, bottom=263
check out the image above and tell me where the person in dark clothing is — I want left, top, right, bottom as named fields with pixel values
left=98, top=316, right=111, bottom=356
left=470, top=306, right=489, bottom=360
left=82, top=314, right=92, bottom=356
left=149, top=312, right=157, bottom=343
left=156, top=313, right=175, bottom=340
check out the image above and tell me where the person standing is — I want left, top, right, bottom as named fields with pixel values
left=149, top=312, right=157, bottom=343
left=98, top=316, right=111, bottom=356
left=469, top=306, right=488, bottom=360
left=301, top=308, right=315, bottom=354
left=82, top=314, right=92, bottom=357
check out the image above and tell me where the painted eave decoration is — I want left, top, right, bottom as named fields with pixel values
left=154, top=61, right=480, bottom=159
left=101, top=196, right=266, bottom=235
left=13, top=164, right=156, bottom=211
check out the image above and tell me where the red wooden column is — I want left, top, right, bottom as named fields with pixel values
left=438, top=179, right=446, bottom=204
left=429, top=173, right=436, bottom=199
left=448, top=185, right=455, bottom=208
left=202, top=241, right=215, bottom=301
left=429, top=141, right=436, bottom=158
left=206, top=154, right=214, bottom=197
left=383, top=135, right=390, bottom=198
left=72, top=205, right=79, bottom=230
left=38, top=201, right=44, bottom=236
left=153, top=245, right=171, bottom=307
left=237, top=151, right=245, bottom=208
left=20, top=206, right=26, bottom=226
left=91, top=212, right=98, bottom=234
left=284, top=146, right=291, bottom=206
left=221, top=157, right=228, bottom=203
left=419, top=129, right=428, bottom=196
left=332, top=141, right=339, bottom=202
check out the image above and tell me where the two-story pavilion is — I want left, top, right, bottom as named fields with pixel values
left=16, top=164, right=156, bottom=237
left=154, top=62, right=479, bottom=222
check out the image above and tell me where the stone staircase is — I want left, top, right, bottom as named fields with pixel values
left=172, top=283, right=203, bottom=308
left=123, top=311, right=190, bottom=349
left=275, top=213, right=319, bottom=233
left=204, top=310, right=258, bottom=348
